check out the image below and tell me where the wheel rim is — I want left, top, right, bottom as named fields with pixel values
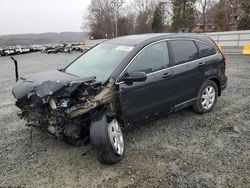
left=108, top=119, right=124, bottom=156
left=201, top=86, right=216, bottom=110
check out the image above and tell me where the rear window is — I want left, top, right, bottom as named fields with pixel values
left=169, top=40, right=199, bottom=65
left=195, top=41, right=216, bottom=58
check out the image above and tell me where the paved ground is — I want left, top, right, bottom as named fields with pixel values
left=0, top=52, right=250, bottom=188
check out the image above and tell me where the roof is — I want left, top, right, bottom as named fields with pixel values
left=104, top=33, right=170, bottom=46
left=104, top=33, right=212, bottom=46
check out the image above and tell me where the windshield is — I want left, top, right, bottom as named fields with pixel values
left=65, top=43, right=133, bottom=82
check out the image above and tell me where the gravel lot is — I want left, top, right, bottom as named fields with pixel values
left=0, top=52, right=249, bottom=188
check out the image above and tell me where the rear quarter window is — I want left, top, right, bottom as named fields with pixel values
left=195, top=41, right=216, bottom=58
left=169, top=40, right=199, bottom=65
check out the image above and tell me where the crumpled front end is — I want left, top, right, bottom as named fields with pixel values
left=12, top=69, right=116, bottom=143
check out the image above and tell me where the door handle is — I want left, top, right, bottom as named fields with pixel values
left=198, top=62, right=206, bottom=67
left=162, top=72, right=173, bottom=79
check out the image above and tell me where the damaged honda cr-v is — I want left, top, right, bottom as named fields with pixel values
left=12, top=33, right=227, bottom=164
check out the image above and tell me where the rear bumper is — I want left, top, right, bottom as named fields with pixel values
left=221, top=76, right=228, bottom=91
left=221, top=83, right=227, bottom=91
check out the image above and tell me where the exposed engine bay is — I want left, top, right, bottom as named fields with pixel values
left=12, top=69, right=116, bottom=145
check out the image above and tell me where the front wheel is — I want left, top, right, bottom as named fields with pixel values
left=193, top=80, right=218, bottom=114
left=90, top=115, right=125, bottom=164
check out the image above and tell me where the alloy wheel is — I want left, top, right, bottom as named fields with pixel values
left=201, top=86, right=216, bottom=110
left=108, top=119, right=124, bottom=156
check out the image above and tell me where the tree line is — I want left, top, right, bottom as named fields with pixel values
left=84, top=0, right=250, bottom=39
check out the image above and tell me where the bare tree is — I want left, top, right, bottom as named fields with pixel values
left=197, top=0, right=215, bottom=32
left=111, top=0, right=124, bottom=37
left=84, top=0, right=243, bottom=39
left=133, top=0, right=154, bottom=33
left=238, top=0, right=250, bottom=30
left=157, top=0, right=174, bottom=31
left=86, top=0, right=124, bottom=39
left=207, top=0, right=240, bottom=31
left=171, top=0, right=196, bottom=32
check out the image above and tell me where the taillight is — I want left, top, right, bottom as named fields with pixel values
left=210, top=37, right=226, bottom=68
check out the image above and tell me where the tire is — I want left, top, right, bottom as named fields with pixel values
left=193, top=80, right=218, bottom=114
left=90, top=115, right=125, bottom=164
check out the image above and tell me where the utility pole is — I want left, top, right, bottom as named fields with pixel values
left=115, top=6, right=118, bottom=37
left=111, top=0, right=123, bottom=37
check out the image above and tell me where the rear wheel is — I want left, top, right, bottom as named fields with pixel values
left=193, top=80, right=218, bottom=114
left=90, top=115, right=125, bottom=164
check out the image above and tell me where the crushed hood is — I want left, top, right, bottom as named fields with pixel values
left=12, top=69, right=98, bottom=100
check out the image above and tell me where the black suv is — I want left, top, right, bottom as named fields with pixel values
left=12, top=33, right=227, bottom=164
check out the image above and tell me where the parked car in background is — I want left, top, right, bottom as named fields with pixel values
left=15, top=47, right=31, bottom=54
left=42, top=45, right=73, bottom=54
left=0, top=48, right=4, bottom=56
left=12, top=33, right=227, bottom=164
left=29, top=45, right=43, bottom=52
left=42, top=46, right=59, bottom=54
left=2, top=48, right=16, bottom=56
left=0, top=45, right=43, bottom=56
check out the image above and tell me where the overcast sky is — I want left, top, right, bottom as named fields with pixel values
left=0, top=0, right=92, bottom=35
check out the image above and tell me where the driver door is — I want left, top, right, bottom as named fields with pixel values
left=118, top=41, right=173, bottom=123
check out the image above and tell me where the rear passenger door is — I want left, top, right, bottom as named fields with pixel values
left=168, top=40, right=202, bottom=106
left=194, top=41, right=218, bottom=83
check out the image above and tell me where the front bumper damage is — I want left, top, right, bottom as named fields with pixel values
left=12, top=69, right=116, bottom=142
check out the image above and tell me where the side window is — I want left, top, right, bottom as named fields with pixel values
left=195, top=41, right=216, bottom=58
left=127, top=41, right=169, bottom=74
left=169, top=40, right=199, bottom=65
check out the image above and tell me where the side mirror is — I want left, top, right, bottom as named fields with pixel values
left=121, top=72, right=147, bottom=83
